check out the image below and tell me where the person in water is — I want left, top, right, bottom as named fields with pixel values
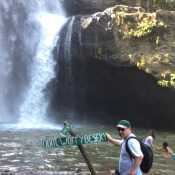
left=144, top=129, right=155, bottom=148
left=106, top=120, right=143, bottom=175
left=162, top=142, right=174, bottom=159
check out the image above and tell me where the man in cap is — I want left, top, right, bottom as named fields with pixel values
left=106, top=120, right=143, bottom=175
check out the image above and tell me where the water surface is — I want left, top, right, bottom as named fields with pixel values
left=0, top=126, right=175, bottom=175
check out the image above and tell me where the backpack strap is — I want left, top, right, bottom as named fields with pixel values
left=125, top=136, right=141, bottom=159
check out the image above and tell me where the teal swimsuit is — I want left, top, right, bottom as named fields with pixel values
left=171, top=154, right=175, bottom=160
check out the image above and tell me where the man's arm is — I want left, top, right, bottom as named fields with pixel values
left=128, top=139, right=143, bottom=175
left=106, top=133, right=123, bottom=145
left=167, top=146, right=174, bottom=155
left=130, top=156, right=143, bottom=175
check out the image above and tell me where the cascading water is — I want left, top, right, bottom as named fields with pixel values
left=18, top=1, right=67, bottom=129
left=63, top=16, right=75, bottom=91
left=18, top=15, right=65, bottom=129
left=0, top=0, right=67, bottom=129
left=64, top=16, right=75, bottom=63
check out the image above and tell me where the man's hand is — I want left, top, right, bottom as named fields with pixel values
left=106, top=133, right=113, bottom=140
left=130, top=168, right=136, bottom=175
left=106, top=133, right=122, bottom=145
left=130, top=155, right=143, bottom=175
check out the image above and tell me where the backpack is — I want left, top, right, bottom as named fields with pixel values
left=125, top=137, right=153, bottom=173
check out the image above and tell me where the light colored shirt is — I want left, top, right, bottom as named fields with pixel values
left=144, top=136, right=153, bottom=147
left=118, top=133, right=143, bottom=175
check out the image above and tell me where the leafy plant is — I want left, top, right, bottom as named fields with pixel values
left=123, top=17, right=166, bottom=39
left=137, top=58, right=146, bottom=69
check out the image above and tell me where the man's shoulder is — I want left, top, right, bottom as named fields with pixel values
left=127, top=134, right=138, bottom=143
left=127, top=135, right=141, bottom=149
left=126, top=135, right=143, bottom=157
left=127, top=137, right=140, bottom=145
left=128, top=133, right=136, bottom=137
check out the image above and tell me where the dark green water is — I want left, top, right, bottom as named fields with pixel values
left=0, top=126, right=175, bottom=175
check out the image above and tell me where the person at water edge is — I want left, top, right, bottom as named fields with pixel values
left=162, top=142, right=174, bottom=159
left=106, top=120, right=143, bottom=175
left=144, top=129, right=155, bottom=148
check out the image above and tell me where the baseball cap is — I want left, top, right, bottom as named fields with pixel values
left=116, top=120, right=131, bottom=129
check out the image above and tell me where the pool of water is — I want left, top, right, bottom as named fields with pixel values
left=0, top=126, right=175, bottom=174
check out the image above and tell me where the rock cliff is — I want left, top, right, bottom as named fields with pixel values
left=50, top=4, right=175, bottom=129
left=81, top=5, right=175, bottom=88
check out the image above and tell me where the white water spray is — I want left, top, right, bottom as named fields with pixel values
left=0, top=0, right=67, bottom=129
left=17, top=3, right=67, bottom=129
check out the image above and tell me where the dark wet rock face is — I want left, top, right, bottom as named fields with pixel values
left=49, top=5, right=175, bottom=130
left=63, top=0, right=118, bottom=15
left=63, top=0, right=175, bottom=16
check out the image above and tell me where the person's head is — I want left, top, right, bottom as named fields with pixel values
left=116, top=120, right=132, bottom=139
left=149, top=129, right=155, bottom=139
left=162, top=142, right=169, bottom=150
left=64, top=121, right=68, bottom=125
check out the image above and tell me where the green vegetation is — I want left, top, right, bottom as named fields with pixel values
left=113, top=7, right=175, bottom=89
left=115, top=11, right=167, bottom=39
left=125, top=18, right=165, bottom=38
left=122, top=16, right=166, bottom=39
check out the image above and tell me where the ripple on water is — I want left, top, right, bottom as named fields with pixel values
left=45, top=164, right=53, bottom=168
left=104, top=156, right=118, bottom=160
left=44, top=159, right=51, bottom=163
left=0, top=142, right=22, bottom=147
left=0, top=128, right=175, bottom=175
left=10, top=160, right=20, bottom=163
left=48, top=150, right=65, bottom=156
left=76, top=162, right=87, bottom=167
left=64, top=158, right=77, bottom=162
left=2, top=153, right=15, bottom=157
left=0, top=166, right=18, bottom=172
left=33, top=171, right=75, bottom=175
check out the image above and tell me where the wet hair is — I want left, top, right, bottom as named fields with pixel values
left=162, top=142, right=169, bottom=150
left=149, top=129, right=155, bottom=139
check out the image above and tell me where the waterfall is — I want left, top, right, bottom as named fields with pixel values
left=0, top=0, right=67, bottom=129
left=64, top=16, right=75, bottom=63
left=63, top=16, right=75, bottom=88
left=17, top=1, right=67, bottom=129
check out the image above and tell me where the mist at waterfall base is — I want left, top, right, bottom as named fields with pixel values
left=0, top=0, right=67, bottom=130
